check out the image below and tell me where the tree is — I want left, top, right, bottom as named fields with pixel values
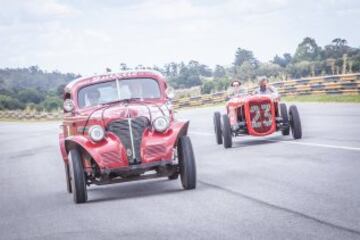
left=42, top=96, right=62, bottom=111
left=272, top=53, right=292, bottom=67
left=18, top=88, right=45, bottom=104
left=57, top=84, right=66, bottom=97
left=213, top=65, right=226, bottom=78
left=0, top=95, right=25, bottom=110
left=293, top=37, right=321, bottom=62
left=256, top=63, right=283, bottom=78
left=198, top=64, right=212, bottom=77
left=234, top=48, right=257, bottom=67
left=286, top=61, right=311, bottom=78
left=235, top=61, right=257, bottom=81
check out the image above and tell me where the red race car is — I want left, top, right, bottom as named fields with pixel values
left=59, top=70, right=196, bottom=203
left=213, top=94, right=302, bottom=148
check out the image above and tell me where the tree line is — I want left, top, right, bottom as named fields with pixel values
left=0, top=37, right=359, bottom=110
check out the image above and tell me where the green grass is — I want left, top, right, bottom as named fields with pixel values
left=282, top=94, right=360, bottom=103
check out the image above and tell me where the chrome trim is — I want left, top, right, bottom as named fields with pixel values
left=128, top=118, right=136, bottom=160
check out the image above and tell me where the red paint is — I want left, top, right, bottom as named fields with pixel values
left=226, top=95, right=279, bottom=136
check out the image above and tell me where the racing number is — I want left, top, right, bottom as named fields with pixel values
left=250, top=104, right=272, bottom=129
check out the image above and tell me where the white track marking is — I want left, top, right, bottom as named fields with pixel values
left=190, top=131, right=360, bottom=152
left=266, top=140, right=360, bottom=152
left=191, top=131, right=212, bottom=136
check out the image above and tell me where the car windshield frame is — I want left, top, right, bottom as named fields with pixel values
left=77, top=78, right=161, bottom=109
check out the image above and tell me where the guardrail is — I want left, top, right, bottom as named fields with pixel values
left=1, top=74, right=359, bottom=120
left=0, top=110, right=63, bottom=121
left=172, top=73, right=360, bottom=108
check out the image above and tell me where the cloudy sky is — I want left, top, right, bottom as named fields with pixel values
left=1, top=0, right=359, bottom=75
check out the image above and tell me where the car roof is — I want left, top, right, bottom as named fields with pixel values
left=64, top=70, right=167, bottom=93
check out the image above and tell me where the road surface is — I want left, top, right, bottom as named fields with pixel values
left=0, top=103, right=360, bottom=240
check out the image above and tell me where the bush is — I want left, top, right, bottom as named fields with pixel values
left=201, top=80, right=214, bottom=94
left=17, top=88, right=45, bottom=104
left=42, top=96, right=62, bottom=111
left=0, top=95, right=25, bottom=110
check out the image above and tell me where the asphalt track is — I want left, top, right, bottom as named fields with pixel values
left=0, top=103, right=360, bottom=240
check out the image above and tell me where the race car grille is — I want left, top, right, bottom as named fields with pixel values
left=144, top=144, right=166, bottom=159
left=249, top=100, right=273, bottom=134
left=107, top=117, right=150, bottom=165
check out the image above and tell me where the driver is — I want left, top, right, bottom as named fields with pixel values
left=227, top=80, right=246, bottom=98
left=86, top=88, right=101, bottom=106
left=254, top=77, right=278, bottom=96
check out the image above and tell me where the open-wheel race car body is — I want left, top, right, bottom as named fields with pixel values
left=59, top=70, right=196, bottom=203
left=214, top=94, right=302, bottom=148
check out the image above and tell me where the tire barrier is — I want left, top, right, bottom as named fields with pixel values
left=0, top=110, right=63, bottom=121
left=172, top=73, right=360, bottom=109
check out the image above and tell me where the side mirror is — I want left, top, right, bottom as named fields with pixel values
left=63, top=99, right=75, bottom=112
left=166, top=87, right=175, bottom=99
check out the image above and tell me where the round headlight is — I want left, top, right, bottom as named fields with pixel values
left=88, top=125, right=105, bottom=142
left=64, top=99, right=74, bottom=112
left=153, top=116, right=169, bottom=132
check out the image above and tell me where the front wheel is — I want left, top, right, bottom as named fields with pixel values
left=213, top=112, right=222, bottom=144
left=222, top=114, right=232, bottom=148
left=64, top=163, right=72, bottom=194
left=289, top=105, right=302, bottom=139
left=68, top=148, right=88, bottom=203
left=280, top=103, right=290, bottom=136
left=178, top=136, right=196, bottom=190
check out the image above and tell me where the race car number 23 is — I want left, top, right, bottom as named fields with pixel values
left=250, top=104, right=272, bottom=129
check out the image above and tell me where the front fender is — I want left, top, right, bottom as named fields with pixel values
left=64, top=133, right=128, bottom=169
left=140, top=120, right=189, bottom=163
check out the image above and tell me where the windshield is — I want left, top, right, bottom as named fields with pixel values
left=77, top=78, right=161, bottom=108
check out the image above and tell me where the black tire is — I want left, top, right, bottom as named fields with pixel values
left=222, top=114, right=232, bottom=148
left=178, top=136, right=196, bottom=190
left=64, top=163, right=72, bottom=193
left=280, top=103, right=290, bottom=136
left=213, top=112, right=223, bottom=144
left=68, top=149, right=87, bottom=203
left=289, top=105, right=302, bottom=139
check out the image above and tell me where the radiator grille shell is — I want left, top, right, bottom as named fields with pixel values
left=107, top=117, right=149, bottom=164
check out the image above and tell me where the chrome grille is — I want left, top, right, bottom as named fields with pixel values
left=107, top=117, right=149, bottom=165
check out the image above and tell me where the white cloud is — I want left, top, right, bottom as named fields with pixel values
left=0, top=0, right=359, bottom=74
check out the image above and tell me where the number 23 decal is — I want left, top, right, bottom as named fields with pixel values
left=250, top=104, right=272, bottom=128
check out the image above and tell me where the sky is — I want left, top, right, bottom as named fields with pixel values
left=0, top=0, right=359, bottom=75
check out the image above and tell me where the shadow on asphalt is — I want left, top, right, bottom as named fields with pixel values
left=229, top=135, right=309, bottom=148
left=86, top=179, right=189, bottom=203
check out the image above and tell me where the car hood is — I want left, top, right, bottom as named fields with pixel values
left=87, top=103, right=170, bottom=127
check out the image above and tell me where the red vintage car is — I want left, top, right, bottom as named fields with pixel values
left=59, top=70, right=196, bottom=203
left=213, top=94, right=302, bottom=148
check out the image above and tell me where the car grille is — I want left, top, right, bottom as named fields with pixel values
left=249, top=99, right=273, bottom=134
left=107, top=117, right=150, bottom=165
